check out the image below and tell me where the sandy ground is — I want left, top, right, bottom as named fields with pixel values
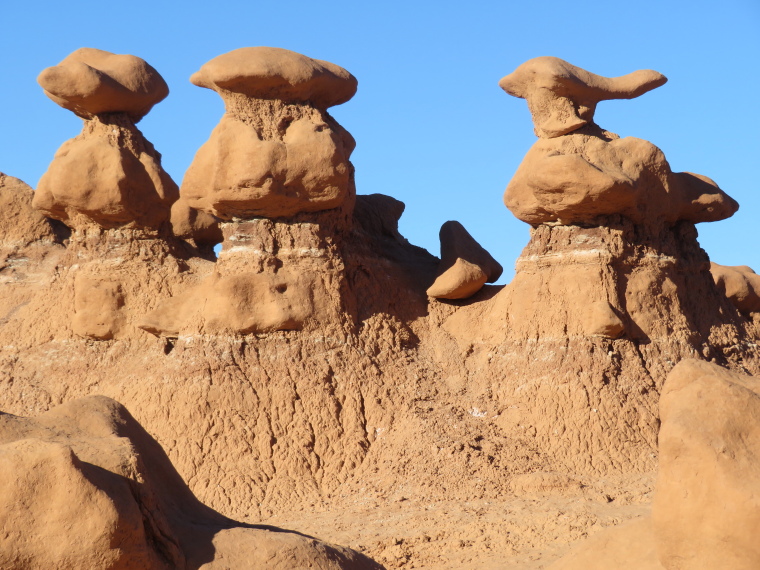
left=261, top=473, right=655, bottom=569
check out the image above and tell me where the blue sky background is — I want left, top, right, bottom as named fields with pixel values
left=1, top=0, right=758, bottom=281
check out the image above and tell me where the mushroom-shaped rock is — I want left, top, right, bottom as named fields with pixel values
left=500, top=57, right=738, bottom=229
left=33, top=49, right=177, bottom=231
left=38, top=47, right=168, bottom=122
left=499, top=56, right=666, bottom=139
left=0, top=396, right=382, bottom=569
left=710, top=262, right=760, bottom=314
left=190, top=46, right=357, bottom=109
left=427, top=221, right=502, bottom=299
left=181, top=47, right=357, bottom=220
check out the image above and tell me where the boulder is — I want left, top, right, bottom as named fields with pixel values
left=710, top=262, right=760, bottom=314
left=38, top=47, right=168, bottom=122
left=0, top=396, right=382, bottom=570
left=427, top=221, right=502, bottom=299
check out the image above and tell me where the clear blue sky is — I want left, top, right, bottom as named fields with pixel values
left=1, top=1, right=758, bottom=281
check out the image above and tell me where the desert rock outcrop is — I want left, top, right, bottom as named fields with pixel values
left=0, top=395, right=382, bottom=569
left=180, top=47, right=357, bottom=220
left=33, top=48, right=178, bottom=231
left=426, top=220, right=502, bottom=299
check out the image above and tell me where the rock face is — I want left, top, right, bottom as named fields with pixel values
left=427, top=221, right=502, bottom=299
left=0, top=396, right=381, bottom=570
left=549, top=360, right=760, bottom=570
left=33, top=48, right=178, bottom=231
left=180, top=47, right=357, bottom=221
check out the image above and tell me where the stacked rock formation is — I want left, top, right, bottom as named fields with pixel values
left=435, top=56, right=758, bottom=476
left=145, top=47, right=361, bottom=337
left=33, top=48, right=177, bottom=231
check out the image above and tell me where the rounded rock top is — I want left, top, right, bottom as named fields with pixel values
left=190, top=47, right=357, bottom=109
left=38, top=48, right=169, bottom=122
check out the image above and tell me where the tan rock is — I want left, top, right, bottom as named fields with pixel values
left=653, top=359, right=760, bottom=570
left=191, top=46, right=357, bottom=109
left=500, top=58, right=738, bottom=228
left=710, top=262, right=760, bottom=314
left=499, top=56, right=666, bottom=139
left=181, top=48, right=356, bottom=220
left=0, top=173, right=61, bottom=244
left=0, top=396, right=382, bottom=569
left=427, top=220, right=502, bottom=299
left=170, top=197, right=222, bottom=246
left=72, top=274, right=125, bottom=340
left=38, top=47, right=168, bottom=122
left=33, top=49, right=178, bottom=231
left=583, top=300, right=625, bottom=338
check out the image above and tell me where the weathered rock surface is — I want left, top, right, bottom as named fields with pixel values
left=0, top=395, right=381, bottom=569
left=549, top=360, right=760, bottom=570
left=427, top=220, right=502, bottom=299
left=33, top=49, right=177, bottom=231
left=711, top=262, right=760, bottom=314
left=499, top=56, right=667, bottom=139
left=181, top=47, right=357, bottom=220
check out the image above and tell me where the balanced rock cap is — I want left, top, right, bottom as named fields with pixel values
left=190, top=47, right=357, bottom=109
left=38, top=48, right=169, bottom=122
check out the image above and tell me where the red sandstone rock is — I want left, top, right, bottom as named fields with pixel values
left=500, top=58, right=738, bottom=228
left=33, top=49, right=178, bottom=231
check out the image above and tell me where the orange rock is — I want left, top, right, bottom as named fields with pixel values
left=427, top=221, right=502, bottom=300
left=33, top=49, right=178, bottom=231
left=0, top=396, right=382, bottom=569
left=710, top=262, right=760, bottom=314
left=181, top=48, right=356, bottom=220
left=38, top=47, right=168, bottom=122
left=500, top=58, right=738, bottom=228
left=190, top=46, right=357, bottom=109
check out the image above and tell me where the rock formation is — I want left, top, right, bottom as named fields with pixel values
left=426, top=221, right=502, bottom=299
left=2, top=50, right=760, bottom=569
left=0, top=395, right=381, bottom=569
left=33, top=48, right=177, bottom=231
left=180, top=46, right=357, bottom=221
left=431, top=56, right=759, bottom=475
left=549, top=359, right=760, bottom=570
left=710, top=262, right=760, bottom=314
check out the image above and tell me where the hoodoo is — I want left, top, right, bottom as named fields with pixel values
left=2, top=50, right=760, bottom=569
